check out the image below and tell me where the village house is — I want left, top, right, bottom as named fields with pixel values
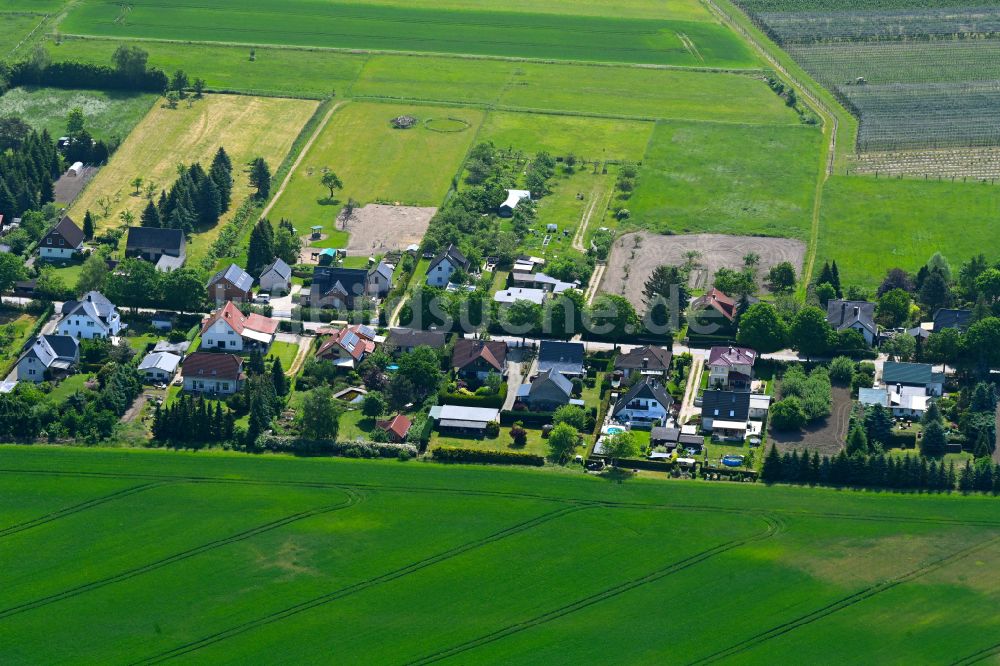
left=537, top=340, right=585, bottom=378
left=690, top=288, right=737, bottom=328
left=200, top=302, right=279, bottom=353
left=516, top=368, right=581, bottom=411
left=39, top=216, right=85, bottom=260
left=207, top=264, right=254, bottom=304
left=316, top=324, right=378, bottom=368
left=138, top=351, right=182, bottom=384
left=614, top=345, right=672, bottom=380
left=881, top=361, right=944, bottom=396
left=707, top=345, right=757, bottom=391
left=509, top=271, right=579, bottom=293
left=860, top=385, right=930, bottom=419
left=611, top=377, right=674, bottom=427
left=258, top=258, right=292, bottom=295
left=700, top=389, right=752, bottom=440
left=826, top=299, right=878, bottom=346
left=16, top=335, right=79, bottom=382
left=367, top=261, right=394, bottom=297
left=426, top=244, right=471, bottom=287
left=452, top=338, right=507, bottom=381
left=56, top=291, right=123, bottom=340
left=124, top=226, right=186, bottom=272
left=182, top=352, right=245, bottom=395
left=932, top=308, right=972, bottom=332
left=429, top=404, right=500, bottom=434
left=386, top=327, right=447, bottom=355
left=303, top=267, right=370, bottom=309
left=376, top=413, right=412, bottom=442
left=493, top=287, right=546, bottom=306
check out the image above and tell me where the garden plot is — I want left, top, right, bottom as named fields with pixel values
left=600, top=232, right=805, bottom=309
left=340, top=204, right=435, bottom=256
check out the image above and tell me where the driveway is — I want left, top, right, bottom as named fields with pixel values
left=503, top=347, right=531, bottom=410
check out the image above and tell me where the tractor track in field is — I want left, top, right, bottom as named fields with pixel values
left=0, top=482, right=172, bottom=539
left=405, top=513, right=785, bottom=665
left=689, top=532, right=1000, bottom=664
left=0, top=488, right=363, bottom=622
left=952, top=641, right=1000, bottom=665
left=4, top=467, right=1000, bottom=529
left=133, top=504, right=591, bottom=665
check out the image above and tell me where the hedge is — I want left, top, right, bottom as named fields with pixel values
left=885, top=430, right=917, bottom=449
left=9, top=61, right=168, bottom=93
left=432, top=447, right=544, bottom=466
left=499, top=409, right=554, bottom=426
left=438, top=383, right=507, bottom=408
left=254, top=435, right=417, bottom=458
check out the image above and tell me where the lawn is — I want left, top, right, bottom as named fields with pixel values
left=267, top=101, right=483, bottom=239
left=60, top=0, right=757, bottom=68
left=477, top=112, right=653, bottom=162
left=2, top=446, right=1000, bottom=663
left=67, top=93, right=317, bottom=264
left=42, top=259, right=84, bottom=290
left=430, top=426, right=554, bottom=458
left=629, top=120, right=823, bottom=238
left=817, top=175, right=1000, bottom=290
left=0, top=311, right=38, bottom=374
left=266, top=341, right=300, bottom=370
left=0, top=86, right=155, bottom=143
left=45, top=373, right=90, bottom=404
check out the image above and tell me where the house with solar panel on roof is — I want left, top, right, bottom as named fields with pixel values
left=316, top=324, right=378, bottom=368
left=207, top=264, right=254, bottom=304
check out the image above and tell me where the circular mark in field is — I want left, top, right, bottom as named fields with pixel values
left=424, top=117, right=471, bottom=133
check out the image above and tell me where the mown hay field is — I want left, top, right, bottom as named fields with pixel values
left=477, top=112, right=653, bottom=162
left=266, top=101, right=484, bottom=242
left=68, top=94, right=318, bottom=262
left=817, top=175, right=1000, bottom=290
left=60, top=0, right=758, bottom=68
left=3, top=447, right=1000, bottom=663
left=629, top=120, right=822, bottom=239
left=0, top=86, right=155, bottom=143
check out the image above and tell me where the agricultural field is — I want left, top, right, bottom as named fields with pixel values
left=817, top=175, right=1000, bottom=290
left=477, top=112, right=653, bottom=162
left=628, top=120, right=822, bottom=239
left=4, top=447, right=1000, bottom=662
left=266, top=101, right=483, bottom=242
left=340, top=0, right=717, bottom=21
left=67, top=94, right=318, bottom=262
left=732, top=0, right=1000, bottom=161
left=0, top=86, right=155, bottom=143
left=59, top=0, right=758, bottom=68
left=0, top=11, right=43, bottom=57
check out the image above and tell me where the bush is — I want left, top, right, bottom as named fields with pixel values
left=770, top=397, right=807, bottom=431
left=432, top=447, right=544, bottom=466
left=829, top=356, right=855, bottom=385
left=552, top=404, right=587, bottom=431
left=484, top=420, right=500, bottom=437
left=510, top=423, right=528, bottom=447
left=254, top=434, right=417, bottom=458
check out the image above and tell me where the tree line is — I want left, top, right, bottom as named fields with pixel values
left=0, top=129, right=60, bottom=223
left=141, top=147, right=233, bottom=233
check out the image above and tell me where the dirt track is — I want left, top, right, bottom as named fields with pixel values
left=599, top=232, right=805, bottom=309
left=340, top=204, right=435, bottom=256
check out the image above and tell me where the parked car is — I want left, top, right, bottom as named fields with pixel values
left=253, top=292, right=271, bottom=304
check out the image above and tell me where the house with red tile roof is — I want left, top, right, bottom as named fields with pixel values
left=316, top=324, right=377, bottom=368
left=451, top=338, right=507, bottom=381
left=200, top=302, right=278, bottom=353
left=376, top=414, right=412, bottom=442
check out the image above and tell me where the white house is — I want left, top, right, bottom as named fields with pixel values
left=707, top=346, right=757, bottom=391
left=426, top=244, right=471, bottom=288
left=56, top=292, right=123, bottom=340
left=16, top=335, right=79, bottom=382
left=200, top=302, right=278, bottom=353
left=367, top=261, right=393, bottom=297
left=258, top=258, right=292, bottom=295
left=611, top=378, right=674, bottom=427
left=181, top=352, right=244, bottom=395
left=39, top=216, right=85, bottom=260
left=499, top=189, right=531, bottom=217
left=138, top=351, right=182, bottom=383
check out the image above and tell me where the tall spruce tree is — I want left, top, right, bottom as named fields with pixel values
left=271, top=357, right=288, bottom=397
left=249, top=157, right=271, bottom=200
left=210, top=146, right=233, bottom=212
left=140, top=200, right=161, bottom=228
left=247, top=218, right=275, bottom=277
left=82, top=210, right=95, bottom=240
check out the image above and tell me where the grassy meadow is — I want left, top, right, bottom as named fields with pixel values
left=60, top=0, right=757, bottom=68
left=817, top=176, right=1000, bottom=289
left=629, top=120, right=822, bottom=238
left=0, top=11, right=43, bottom=56
left=67, top=94, right=318, bottom=262
left=267, top=101, right=483, bottom=239
left=2, top=446, right=1000, bottom=662
left=478, top=112, right=653, bottom=162
left=0, top=86, right=155, bottom=142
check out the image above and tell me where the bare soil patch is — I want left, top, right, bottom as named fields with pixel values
left=53, top=166, right=98, bottom=205
left=340, top=204, right=435, bottom=256
left=769, top=386, right=852, bottom=456
left=599, top=232, right=805, bottom=309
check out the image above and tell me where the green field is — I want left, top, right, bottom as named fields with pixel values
left=0, top=86, right=155, bottom=143
left=267, top=101, right=484, bottom=238
left=0, top=11, right=43, bottom=56
left=2, top=446, right=1000, bottom=662
left=817, top=176, right=1000, bottom=289
left=342, top=0, right=716, bottom=21
left=60, top=0, right=758, bottom=68
left=629, top=120, right=822, bottom=238
left=478, top=112, right=653, bottom=161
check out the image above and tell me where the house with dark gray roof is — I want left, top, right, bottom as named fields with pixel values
left=614, top=345, right=672, bottom=379
left=612, top=378, right=673, bottom=426
left=17, top=335, right=79, bottom=382
left=259, top=258, right=292, bottom=294
left=387, top=328, right=447, bottom=354
left=304, top=267, right=369, bottom=309
left=826, top=299, right=877, bottom=345
left=426, top=244, right=470, bottom=287
left=39, top=216, right=85, bottom=260
left=932, top=308, right=972, bottom=332
left=882, top=362, right=944, bottom=396
left=207, top=264, right=254, bottom=304
left=537, top=340, right=584, bottom=377
left=516, top=368, right=581, bottom=411
left=700, top=390, right=751, bottom=438
left=367, top=261, right=394, bottom=297
left=125, top=226, right=186, bottom=272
